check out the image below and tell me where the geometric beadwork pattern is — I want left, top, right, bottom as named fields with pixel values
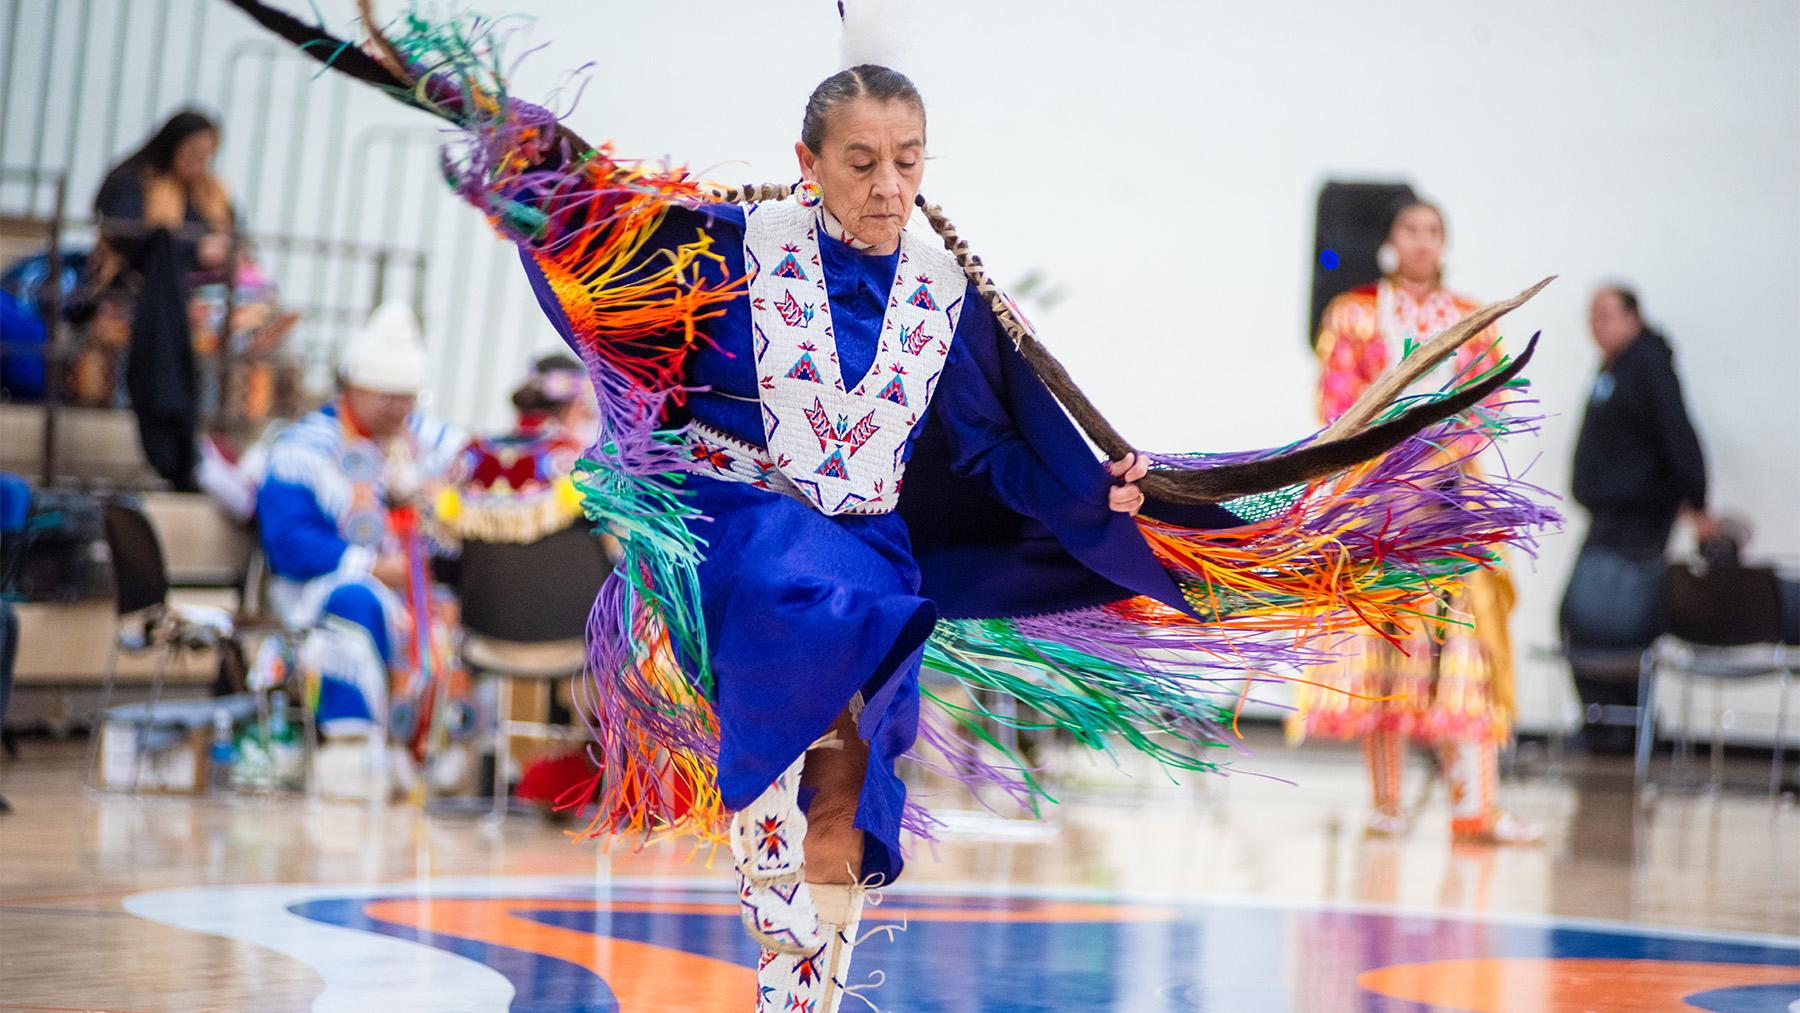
left=744, top=199, right=962, bottom=516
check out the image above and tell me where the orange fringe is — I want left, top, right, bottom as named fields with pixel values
left=513, top=149, right=744, bottom=399
left=557, top=618, right=729, bottom=853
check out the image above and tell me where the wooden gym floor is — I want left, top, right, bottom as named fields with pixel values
left=1, top=730, right=1796, bottom=1011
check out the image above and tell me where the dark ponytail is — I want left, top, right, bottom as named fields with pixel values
left=799, top=64, right=925, bottom=152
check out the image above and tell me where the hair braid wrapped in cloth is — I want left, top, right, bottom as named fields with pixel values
left=223, top=0, right=1560, bottom=848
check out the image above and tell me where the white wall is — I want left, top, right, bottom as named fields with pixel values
left=9, top=0, right=1797, bottom=734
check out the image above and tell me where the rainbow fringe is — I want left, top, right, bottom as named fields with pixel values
left=912, top=377, right=1557, bottom=815
left=375, top=12, right=742, bottom=844
left=368, top=7, right=1558, bottom=848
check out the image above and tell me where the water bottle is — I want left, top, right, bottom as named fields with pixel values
left=270, top=690, right=292, bottom=738
left=268, top=690, right=304, bottom=788
left=208, top=709, right=235, bottom=793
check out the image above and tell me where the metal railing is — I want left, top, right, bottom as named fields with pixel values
left=3, top=0, right=569, bottom=443
left=0, top=0, right=439, bottom=484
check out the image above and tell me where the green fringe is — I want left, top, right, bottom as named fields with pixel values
left=922, top=619, right=1237, bottom=806
left=572, top=447, right=713, bottom=692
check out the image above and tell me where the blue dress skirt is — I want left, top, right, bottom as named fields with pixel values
left=683, top=478, right=934, bottom=882
left=671, top=211, right=956, bottom=881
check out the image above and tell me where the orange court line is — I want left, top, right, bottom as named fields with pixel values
left=363, top=898, right=751, bottom=1012
left=360, top=895, right=1178, bottom=1011
left=1358, top=958, right=1800, bottom=1013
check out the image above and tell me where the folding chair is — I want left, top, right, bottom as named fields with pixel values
left=85, top=501, right=233, bottom=790
left=456, top=523, right=611, bottom=818
left=1659, top=561, right=1794, bottom=794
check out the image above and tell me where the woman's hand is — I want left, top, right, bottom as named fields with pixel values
left=1683, top=506, right=1722, bottom=544
left=197, top=231, right=231, bottom=269
left=1107, top=452, right=1149, bottom=515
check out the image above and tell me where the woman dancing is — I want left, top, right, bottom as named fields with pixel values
left=229, top=3, right=1557, bottom=1007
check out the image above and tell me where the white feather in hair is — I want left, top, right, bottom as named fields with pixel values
left=837, top=0, right=927, bottom=70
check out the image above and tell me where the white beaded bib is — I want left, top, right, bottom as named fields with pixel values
left=740, top=200, right=963, bottom=515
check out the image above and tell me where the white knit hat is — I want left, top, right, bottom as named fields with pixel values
left=339, top=302, right=429, bottom=395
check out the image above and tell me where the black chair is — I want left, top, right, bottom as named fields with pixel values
left=1656, top=562, right=1794, bottom=794
left=84, top=501, right=234, bottom=790
left=455, top=523, right=612, bottom=817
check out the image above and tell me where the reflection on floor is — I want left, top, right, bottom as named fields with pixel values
left=1, top=732, right=1796, bottom=1011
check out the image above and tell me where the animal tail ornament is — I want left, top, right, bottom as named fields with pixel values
left=224, top=0, right=1559, bottom=842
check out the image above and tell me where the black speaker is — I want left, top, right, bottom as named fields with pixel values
left=1309, top=181, right=1416, bottom=347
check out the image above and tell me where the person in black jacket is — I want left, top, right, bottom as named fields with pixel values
left=1561, top=285, right=1714, bottom=752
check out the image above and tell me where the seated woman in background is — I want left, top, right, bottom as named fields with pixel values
left=82, top=110, right=234, bottom=488
left=80, top=109, right=299, bottom=489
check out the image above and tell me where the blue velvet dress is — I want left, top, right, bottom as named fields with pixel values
left=525, top=204, right=1238, bottom=881
left=680, top=206, right=1078, bottom=881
